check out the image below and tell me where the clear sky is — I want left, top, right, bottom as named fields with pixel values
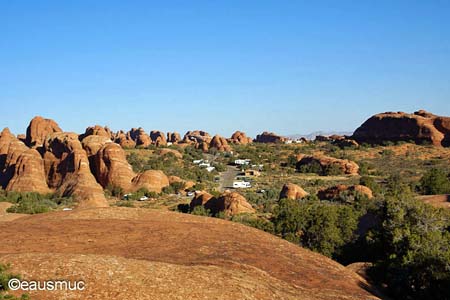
left=1, top=0, right=449, bottom=137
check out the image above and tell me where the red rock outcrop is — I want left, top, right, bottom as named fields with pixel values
left=43, top=132, right=108, bottom=207
left=318, top=185, right=373, bottom=200
left=229, top=131, right=253, bottom=145
left=167, top=132, right=181, bottom=144
left=129, top=128, right=151, bottom=147
left=0, top=128, right=16, bottom=171
left=182, top=131, right=212, bottom=151
left=255, top=132, right=287, bottom=143
left=189, top=191, right=215, bottom=211
left=279, top=183, right=309, bottom=200
left=80, top=125, right=113, bottom=140
left=209, top=135, right=232, bottom=152
left=352, top=110, right=450, bottom=147
left=81, top=135, right=112, bottom=158
left=25, top=116, right=62, bottom=148
left=94, top=143, right=135, bottom=191
left=6, top=149, right=51, bottom=194
left=114, top=131, right=136, bottom=149
left=150, top=131, right=167, bottom=146
left=296, top=155, right=359, bottom=175
left=131, top=170, right=169, bottom=193
left=205, top=191, right=255, bottom=216
left=0, top=131, right=30, bottom=189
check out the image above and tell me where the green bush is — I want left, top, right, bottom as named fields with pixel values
left=2, top=192, right=72, bottom=214
left=115, top=201, right=135, bottom=208
left=371, top=196, right=450, bottom=300
left=231, top=214, right=274, bottom=233
left=191, top=205, right=211, bottom=216
left=0, top=264, right=29, bottom=300
left=419, top=168, right=450, bottom=195
left=273, top=199, right=359, bottom=258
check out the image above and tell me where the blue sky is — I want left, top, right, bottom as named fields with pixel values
left=1, top=0, right=449, bottom=137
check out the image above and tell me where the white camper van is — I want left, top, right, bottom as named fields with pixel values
left=233, top=181, right=251, bottom=188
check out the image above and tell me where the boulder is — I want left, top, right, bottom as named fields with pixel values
left=114, top=131, right=136, bottom=149
left=150, top=131, right=167, bottom=146
left=205, top=191, right=255, bottom=216
left=80, top=125, right=113, bottom=140
left=129, top=128, right=151, bottom=147
left=279, top=183, right=309, bottom=200
left=296, top=155, right=359, bottom=175
left=25, top=116, right=62, bottom=148
left=209, top=135, right=232, bottom=152
left=167, top=132, right=181, bottom=144
left=352, top=110, right=450, bottom=147
left=132, top=170, right=170, bottom=193
left=6, top=149, right=51, bottom=194
left=94, top=143, right=135, bottom=191
left=255, top=132, right=287, bottom=143
left=318, top=185, right=373, bottom=200
left=229, top=131, right=253, bottom=145
left=333, top=139, right=359, bottom=148
left=189, top=191, right=214, bottom=211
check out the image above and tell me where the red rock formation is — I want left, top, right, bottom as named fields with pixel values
left=189, top=191, right=214, bottom=211
left=318, top=185, right=373, bottom=200
left=167, top=132, right=181, bottom=144
left=80, top=125, right=113, bottom=140
left=81, top=135, right=112, bottom=158
left=129, top=128, right=151, bottom=147
left=150, top=130, right=167, bottom=146
left=25, top=116, right=62, bottom=147
left=205, top=191, right=255, bottom=216
left=0, top=131, right=29, bottom=189
left=209, top=135, right=232, bottom=152
left=6, top=149, right=51, bottom=194
left=229, top=131, right=253, bottom=145
left=352, top=110, right=450, bottom=147
left=114, top=131, right=136, bottom=149
left=131, top=170, right=169, bottom=193
left=181, top=131, right=212, bottom=152
left=279, top=183, right=309, bottom=200
left=255, top=132, right=287, bottom=143
left=43, top=132, right=108, bottom=207
left=296, top=155, right=359, bottom=175
left=94, top=143, right=135, bottom=191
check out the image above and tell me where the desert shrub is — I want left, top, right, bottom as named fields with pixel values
left=231, top=214, right=275, bottom=233
left=213, top=163, right=226, bottom=172
left=162, top=181, right=186, bottom=194
left=322, top=163, right=343, bottom=176
left=183, top=146, right=203, bottom=161
left=419, top=168, right=450, bottom=195
left=0, top=264, right=29, bottom=300
left=273, top=199, right=359, bottom=258
left=3, top=192, right=72, bottom=214
left=126, top=188, right=159, bottom=200
left=359, top=176, right=381, bottom=195
left=105, top=185, right=124, bottom=198
left=369, top=196, right=450, bottom=300
left=286, top=155, right=298, bottom=168
left=297, top=160, right=323, bottom=175
left=191, top=205, right=211, bottom=216
left=115, top=201, right=135, bottom=208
